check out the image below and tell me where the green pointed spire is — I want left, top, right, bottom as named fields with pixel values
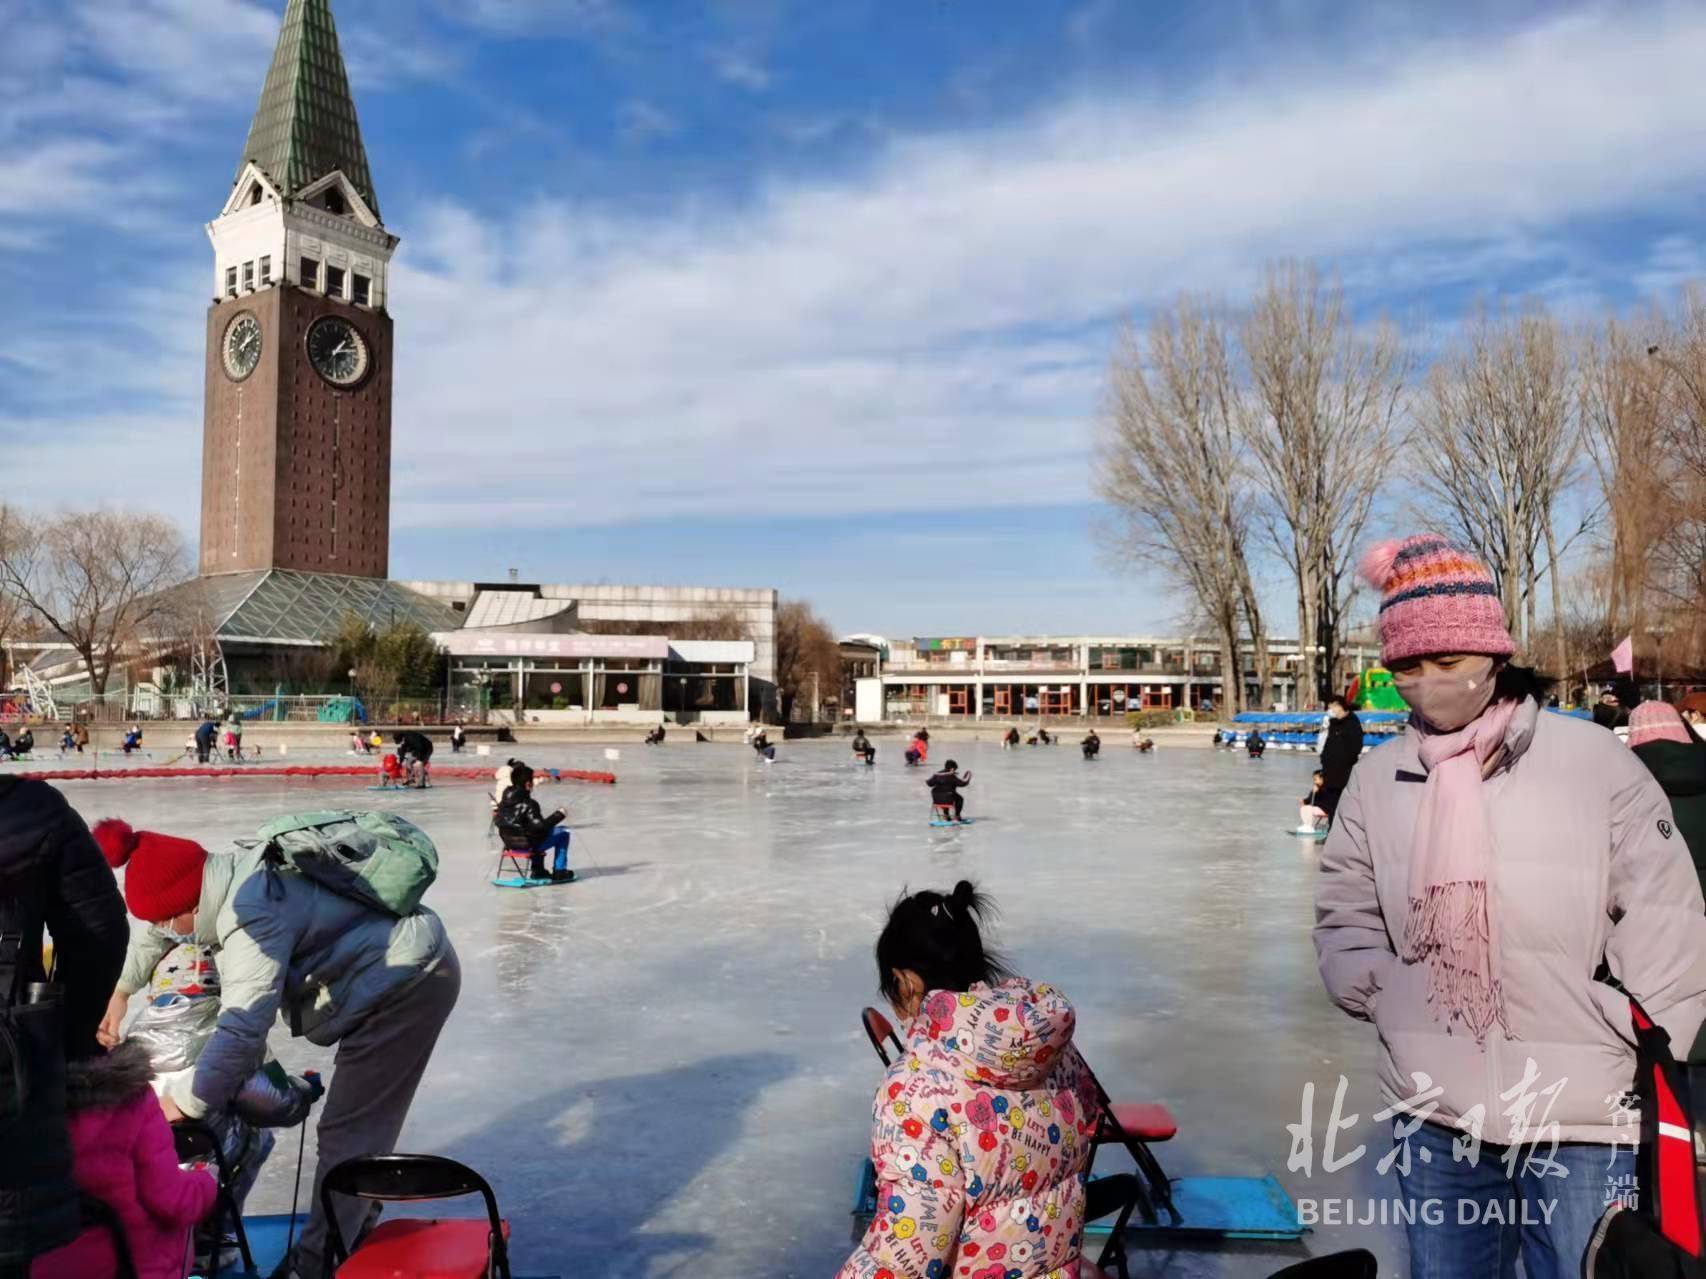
left=235, top=0, right=380, bottom=220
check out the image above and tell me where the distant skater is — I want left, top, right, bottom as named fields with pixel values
left=1246, top=728, right=1266, bottom=758
left=1300, top=770, right=1330, bottom=832
left=851, top=730, right=876, bottom=765
left=193, top=718, right=218, bottom=765
left=644, top=726, right=666, bottom=746
left=751, top=729, right=776, bottom=762
left=1132, top=729, right=1155, bottom=753
left=450, top=722, right=467, bottom=754
left=1081, top=729, right=1100, bottom=760
left=904, top=729, right=929, bottom=767
left=927, top=760, right=972, bottom=823
left=1003, top=727, right=1020, bottom=750
left=496, top=762, right=574, bottom=883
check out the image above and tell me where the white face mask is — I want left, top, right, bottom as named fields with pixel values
left=1393, top=657, right=1499, bottom=732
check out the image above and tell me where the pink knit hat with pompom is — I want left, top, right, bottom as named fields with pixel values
left=1359, top=534, right=1515, bottom=665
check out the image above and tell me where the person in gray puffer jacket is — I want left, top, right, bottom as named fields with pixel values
left=90, top=818, right=459, bottom=1279
left=1316, top=536, right=1706, bottom=1279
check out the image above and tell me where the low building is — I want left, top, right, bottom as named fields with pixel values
left=879, top=634, right=1378, bottom=719
left=412, top=580, right=776, bottom=725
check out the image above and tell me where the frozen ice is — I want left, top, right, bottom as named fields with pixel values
left=35, top=737, right=1405, bottom=1277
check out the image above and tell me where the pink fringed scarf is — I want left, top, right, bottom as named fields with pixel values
left=1404, top=697, right=1518, bottom=1042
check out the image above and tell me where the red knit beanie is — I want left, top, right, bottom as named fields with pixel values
left=92, top=819, right=208, bottom=923
left=1359, top=534, right=1516, bottom=666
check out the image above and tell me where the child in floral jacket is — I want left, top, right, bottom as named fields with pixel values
left=838, top=880, right=1100, bottom=1279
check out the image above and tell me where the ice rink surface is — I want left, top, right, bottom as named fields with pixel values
left=42, top=737, right=1404, bottom=1277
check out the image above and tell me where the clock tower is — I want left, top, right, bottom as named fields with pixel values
left=200, top=0, right=398, bottom=579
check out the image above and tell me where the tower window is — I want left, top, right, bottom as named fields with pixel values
left=325, top=188, right=346, bottom=216
left=352, top=274, right=370, bottom=307
left=249, top=183, right=263, bottom=206
left=259, top=255, right=272, bottom=285
left=300, top=256, right=320, bottom=290
left=225, top=267, right=238, bottom=299
left=325, top=265, right=346, bottom=298
left=242, top=260, right=254, bottom=291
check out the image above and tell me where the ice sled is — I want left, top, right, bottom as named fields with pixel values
left=492, top=845, right=575, bottom=888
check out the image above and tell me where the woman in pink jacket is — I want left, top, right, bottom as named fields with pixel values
left=838, top=880, right=1101, bottom=1279
left=1315, top=535, right=1706, bottom=1279
left=29, top=1039, right=217, bottom=1279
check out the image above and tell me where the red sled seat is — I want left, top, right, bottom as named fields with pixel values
left=322, top=1154, right=511, bottom=1279
left=1108, top=1101, right=1178, bottom=1143
left=335, top=1218, right=511, bottom=1279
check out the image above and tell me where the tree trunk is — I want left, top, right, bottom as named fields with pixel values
left=86, top=647, right=108, bottom=697
left=1218, top=625, right=1241, bottom=715
left=1294, top=560, right=1316, bottom=711
left=1523, top=539, right=1537, bottom=656
left=1245, top=590, right=1271, bottom=709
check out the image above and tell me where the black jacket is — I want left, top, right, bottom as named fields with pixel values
left=1632, top=739, right=1706, bottom=900
left=397, top=730, right=434, bottom=762
left=927, top=770, right=969, bottom=804
left=1319, top=713, right=1365, bottom=788
left=194, top=720, right=218, bottom=746
left=0, top=778, right=130, bottom=1263
left=495, top=786, right=564, bottom=851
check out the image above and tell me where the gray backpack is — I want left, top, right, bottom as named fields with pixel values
left=250, top=811, right=438, bottom=917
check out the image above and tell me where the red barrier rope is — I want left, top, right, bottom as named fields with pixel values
left=16, top=764, right=617, bottom=785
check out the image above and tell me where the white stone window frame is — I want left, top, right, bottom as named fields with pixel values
left=300, top=254, right=321, bottom=291
left=225, top=266, right=239, bottom=299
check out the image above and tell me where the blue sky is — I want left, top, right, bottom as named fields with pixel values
left=5, top=1, right=1706, bottom=637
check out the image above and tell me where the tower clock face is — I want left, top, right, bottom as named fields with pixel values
left=306, top=316, right=371, bottom=386
left=222, top=312, right=262, bottom=381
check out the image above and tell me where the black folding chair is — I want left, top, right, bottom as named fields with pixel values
left=858, top=1008, right=1147, bottom=1278
left=172, top=1118, right=254, bottom=1274
left=1084, top=1065, right=1180, bottom=1227
left=860, top=1005, right=905, bottom=1066
left=319, top=1153, right=511, bottom=1279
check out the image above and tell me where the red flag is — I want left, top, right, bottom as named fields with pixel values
left=1611, top=635, right=1634, bottom=674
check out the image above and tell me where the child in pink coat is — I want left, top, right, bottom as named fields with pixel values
left=30, top=1040, right=217, bottom=1279
left=838, top=880, right=1100, bottom=1279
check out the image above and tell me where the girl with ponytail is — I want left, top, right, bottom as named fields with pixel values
left=838, top=881, right=1101, bottom=1279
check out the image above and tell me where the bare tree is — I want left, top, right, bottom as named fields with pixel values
left=773, top=600, right=841, bottom=722
left=1411, top=305, right=1579, bottom=653
left=1095, top=300, right=1260, bottom=713
left=1578, top=316, right=1668, bottom=661
left=1239, top=262, right=1406, bottom=704
left=0, top=508, right=188, bottom=696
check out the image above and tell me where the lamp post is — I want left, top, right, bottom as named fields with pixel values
left=1649, top=626, right=1669, bottom=701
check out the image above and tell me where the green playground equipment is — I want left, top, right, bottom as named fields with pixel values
left=1352, top=666, right=1409, bottom=713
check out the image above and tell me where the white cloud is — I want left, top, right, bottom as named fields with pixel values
left=615, top=98, right=680, bottom=144
left=14, top=4, right=1706, bottom=547
left=712, top=50, right=772, bottom=92
left=374, top=7, right=1706, bottom=528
